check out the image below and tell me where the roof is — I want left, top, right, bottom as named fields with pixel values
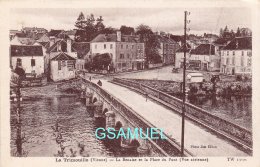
left=156, top=35, right=177, bottom=44
left=15, top=37, right=36, bottom=45
left=47, top=40, right=70, bottom=53
left=38, top=41, right=50, bottom=48
left=11, top=45, right=43, bottom=57
left=91, top=33, right=141, bottom=43
left=222, top=37, right=252, bottom=50
left=170, top=35, right=183, bottom=42
left=51, top=52, right=76, bottom=61
left=48, top=30, right=64, bottom=37
left=190, top=44, right=215, bottom=55
left=176, top=43, right=191, bottom=52
left=71, top=42, right=90, bottom=58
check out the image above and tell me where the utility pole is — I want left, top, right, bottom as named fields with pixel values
left=181, top=10, right=190, bottom=156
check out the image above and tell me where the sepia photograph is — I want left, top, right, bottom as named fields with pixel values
left=1, top=1, right=259, bottom=166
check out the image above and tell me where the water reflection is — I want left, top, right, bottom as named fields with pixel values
left=185, top=94, right=252, bottom=129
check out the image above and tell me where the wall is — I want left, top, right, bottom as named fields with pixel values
left=221, top=50, right=252, bottom=74
left=50, top=60, right=76, bottom=81
left=11, top=56, right=44, bottom=76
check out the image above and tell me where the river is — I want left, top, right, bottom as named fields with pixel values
left=10, top=85, right=138, bottom=157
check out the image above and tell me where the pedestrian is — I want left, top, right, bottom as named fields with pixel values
left=89, top=76, right=92, bottom=81
left=145, top=93, right=148, bottom=102
left=97, top=80, right=102, bottom=86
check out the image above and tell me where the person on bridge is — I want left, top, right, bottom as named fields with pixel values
left=97, top=80, right=102, bottom=86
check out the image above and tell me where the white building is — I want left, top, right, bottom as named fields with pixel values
left=50, top=52, right=76, bottom=81
left=10, top=45, right=44, bottom=76
left=175, top=44, right=191, bottom=68
left=90, top=31, right=145, bottom=72
left=220, top=37, right=252, bottom=75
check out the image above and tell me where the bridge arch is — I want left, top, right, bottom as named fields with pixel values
left=115, top=121, right=123, bottom=130
left=92, top=97, right=97, bottom=103
left=102, top=108, right=109, bottom=115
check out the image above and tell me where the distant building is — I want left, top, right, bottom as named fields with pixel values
left=9, top=30, right=22, bottom=40
left=46, top=39, right=77, bottom=77
left=10, top=45, right=44, bottom=76
left=156, top=34, right=180, bottom=65
left=175, top=43, right=191, bottom=68
left=220, top=37, right=252, bottom=75
left=90, top=31, right=145, bottom=72
left=72, top=42, right=91, bottom=71
left=50, top=52, right=76, bottom=81
left=22, top=27, right=47, bottom=34
left=10, top=34, right=36, bottom=45
left=189, top=44, right=220, bottom=71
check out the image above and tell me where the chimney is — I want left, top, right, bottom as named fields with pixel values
left=50, top=37, right=55, bottom=47
left=67, top=38, right=72, bottom=53
left=117, top=31, right=121, bottom=42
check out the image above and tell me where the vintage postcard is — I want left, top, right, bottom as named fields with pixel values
left=0, top=0, right=260, bottom=167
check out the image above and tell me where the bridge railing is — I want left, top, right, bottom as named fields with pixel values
left=81, top=77, right=192, bottom=157
left=112, top=77, right=252, bottom=151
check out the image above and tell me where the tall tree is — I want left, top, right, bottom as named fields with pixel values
left=95, top=16, right=105, bottom=32
left=120, top=25, right=135, bottom=35
left=219, top=28, right=223, bottom=38
left=236, top=27, right=241, bottom=37
left=75, top=12, right=87, bottom=30
left=136, top=24, right=161, bottom=66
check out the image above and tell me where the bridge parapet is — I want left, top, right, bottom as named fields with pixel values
left=80, top=77, right=192, bottom=157
left=112, top=77, right=252, bottom=154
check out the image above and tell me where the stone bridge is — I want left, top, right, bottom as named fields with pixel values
left=80, top=77, right=193, bottom=157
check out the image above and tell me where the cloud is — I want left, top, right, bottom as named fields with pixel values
left=10, top=8, right=251, bottom=35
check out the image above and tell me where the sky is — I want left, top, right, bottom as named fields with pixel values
left=10, top=8, right=252, bottom=35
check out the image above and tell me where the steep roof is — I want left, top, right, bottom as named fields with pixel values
left=213, top=38, right=230, bottom=45
left=46, top=40, right=70, bottom=53
left=222, top=37, right=252, bottom=50
left=91, top=33, right=141, bottom=43
left=11, top=45, right=43, bottom=57
left=156, top=35, right=177, bottom=44
left=176, top=43, right=191, bottom=52
left=190, top=44, right=215, bottom=55
left=51, top=52, right=76, bottom=61
left=71, top=42, right=90, bottom=59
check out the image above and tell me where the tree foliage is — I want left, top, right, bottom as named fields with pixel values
left=91, top=53, right=112, bottom=71
left=120, top=25, right=135, bottom=35
left=74, top=12, right=105, bottom=42
left=136, top=24, right=161, bottom=65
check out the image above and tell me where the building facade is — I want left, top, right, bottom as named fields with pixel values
left=10, top=45, right=45, bottom=76
left=220, top=37, right=252, bottom=75
left=90, top=31, right=145, bottom=72
left=50, top=52, right=76, bottom=81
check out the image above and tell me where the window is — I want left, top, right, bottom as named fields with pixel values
left=95, top=44, right=97, bottom=49
left=227, top=51, right=229, bottom=56
left=120, top=54, right=124, bottom=59
left=104, top=44, right=106, bottom=49
left=67, top=60, right=75, bottom=71
left=58, top=61, right=61, bottom=70
left=247, top=51, right=252, bottom=56
left=226, top=58, right=229, bottom=65
left=126, top=45, right=128, bottom=49
left=127, top=54, right=130, bottom=59
left=110, top=44, right=113, bottom=49
left=242, top=51, right=244, bottom=56
left=241, top=56, right=244, bottom=67
left=121, top=44, right=123, bottom=49
left=247, top=58, right=251, bottom=66
left=31, top=59, right=35, bottom=67
left=61, top=61, right=66, bottom=67
left=232, top=56, right=235, bottom=65
left=132, top=45, right=134, bottom=49
left=16, top=58, right=22, bottom=67
left=233, top=51, right=235, bottom=55
left=122, top=63, right=126, bottom=67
